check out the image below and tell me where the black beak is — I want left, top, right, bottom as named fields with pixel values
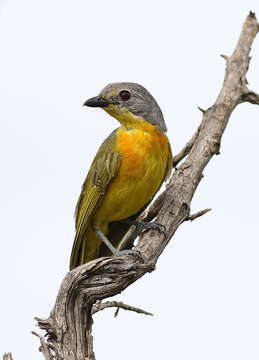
left=83, top=96, right=110, bottom=108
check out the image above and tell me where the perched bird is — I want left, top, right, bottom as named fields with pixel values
left=69, top=82, right=172, bottom=270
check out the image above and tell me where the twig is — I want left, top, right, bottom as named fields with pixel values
left=173, top=125, right=201, bottom=168
left=32, top=331, right=54, bottom=360
left=186, top=208, right=212, bottom=221
left=220, top=54, right=229, bottom=61
left=92, top=301, right=153, bottom=316
left=3, top=354, right=13, bottom=360
left=197, top=106, right=206, bottom=114
left=240, top=88, right=259, bottom=104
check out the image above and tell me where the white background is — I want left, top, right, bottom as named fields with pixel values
left=1, top=1, right=259, bottom=359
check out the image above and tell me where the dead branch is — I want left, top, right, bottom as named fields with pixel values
left=173, top=125, right=202, bottom=167
left=31, top=332, right=56, bottom=360
left=186, top=208, right=212, bottom=221
left=240, top=88, right=259, bottom=104
left=3, top=354, right=13, bottom=360
left=4, top=12, right=259, bottom=360
left=91, top=300, right=153, bottom=316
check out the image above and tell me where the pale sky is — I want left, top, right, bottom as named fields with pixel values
left=1, top=1, right=259, bottom=359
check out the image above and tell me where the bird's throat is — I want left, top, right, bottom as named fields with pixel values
left=103, top=104, right=157, bottom=132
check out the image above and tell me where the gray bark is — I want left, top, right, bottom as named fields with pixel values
left=3, top=12, right=259, bottom=360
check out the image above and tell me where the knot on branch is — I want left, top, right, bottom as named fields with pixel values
left=205, top=135, right=221, bottom=155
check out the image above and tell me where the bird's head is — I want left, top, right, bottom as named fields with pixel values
left=83, top=82, right=167, bottom=133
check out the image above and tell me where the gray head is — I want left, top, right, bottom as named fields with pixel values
left=83, top=82, right=167, bottom=133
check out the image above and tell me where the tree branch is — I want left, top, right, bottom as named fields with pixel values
left=4, top=11, right=259, bottom=360
left=173, top=125, right=202, bottom=167
left=240, top=88, right=259, bottom=104
left=186, top=208, right=212, bottom=221
left=91, top=300, right=153, bottom=316
left=3, top=354, right=13, bottom=360
left=35, top=12, right=259, bottom=360
left=31, top=332, right=54, bottom=360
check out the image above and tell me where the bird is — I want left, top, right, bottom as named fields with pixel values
left=69, top=82, right=173, bottom=270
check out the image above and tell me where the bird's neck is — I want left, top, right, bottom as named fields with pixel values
left=104, top=105, right=162, bottom=133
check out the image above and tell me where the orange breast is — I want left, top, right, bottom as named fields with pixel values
left=93, top=124, right=170, bottom=224
left=116, top=125, right=168, bottom=178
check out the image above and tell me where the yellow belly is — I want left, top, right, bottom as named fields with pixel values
left=93, top=126, right=169, bottom=225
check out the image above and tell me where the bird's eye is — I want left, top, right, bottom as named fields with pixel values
left=119, top=90, right=131, bottom=101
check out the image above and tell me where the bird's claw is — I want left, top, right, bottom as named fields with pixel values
left=135, top=221, right=166, bottom=237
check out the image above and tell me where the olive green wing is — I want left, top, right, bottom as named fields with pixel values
left=69, top=131, right=120, bottom=270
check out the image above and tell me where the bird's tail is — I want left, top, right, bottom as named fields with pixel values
left=69, top=225, right=101, bottom=270
left=70, top=209, right=145, bottom=270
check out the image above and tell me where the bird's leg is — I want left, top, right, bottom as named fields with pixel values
left=121, top=219, right=166, bottom=237
left=94, top=229, right=143, bottom=260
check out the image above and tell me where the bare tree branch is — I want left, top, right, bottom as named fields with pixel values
left=3, top=353, right=13, bottom=360
left=186, top=208, right=212, bottom=221
left=92, top=300, right=153, bottom=316
left=173, top=125, right=202, bottom=167
left=240, top=88, right=259, bottom=104
left=32, top=332, right=55, bottom=360
left=220, top=54, right=229, bottom=61
left=3, top=11, right=259, bottom=360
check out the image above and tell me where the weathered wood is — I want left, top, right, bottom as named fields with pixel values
left=91, top=300, right=153, bottom=316
left=3, top=353, right=13, bottom=360
left=3, top=12, right=259, bottom=360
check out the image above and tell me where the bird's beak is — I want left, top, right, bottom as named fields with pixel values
left=83, top=96, right=110, bottom=108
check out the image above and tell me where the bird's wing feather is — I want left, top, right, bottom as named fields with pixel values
left=69, top=131, right=120, bottom=269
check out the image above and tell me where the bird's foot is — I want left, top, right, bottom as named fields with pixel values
left=123, top=220, right=166, bottom=237
left=136, top=221, right=166, bottom=235
left=95, top=228, right=144, bottom=261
